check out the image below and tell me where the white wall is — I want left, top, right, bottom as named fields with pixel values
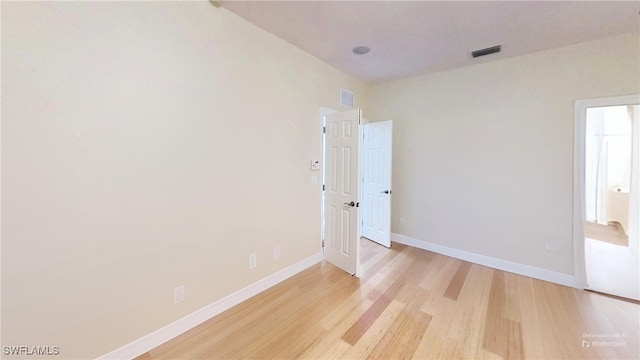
left=369, top=32, right=639, bottom=275
left=1, top=2, right=367, bottom=358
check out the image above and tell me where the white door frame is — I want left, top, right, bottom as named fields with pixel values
left=319, top=107, right=335, bottom=253
left=573, top=94, right=640, bottom=289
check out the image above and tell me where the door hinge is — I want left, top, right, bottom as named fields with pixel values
left=323, top=126, right=326, bottom=134
left=322, top=240, right=325, bottom=248
left=322, top=184, right=325, bottom=191
left=356, top=202, right=359, bottom=207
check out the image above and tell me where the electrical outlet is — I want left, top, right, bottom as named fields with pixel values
left=174, top=285, right=185, bottom=304
left=274, top=245, right=281, bottom=261
left=249, top=253, right=257, bottom=269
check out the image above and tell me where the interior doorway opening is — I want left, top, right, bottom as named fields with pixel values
left=575, top=95, right=639, bottom=301
left=319, top=109, right=393, bottom=276
left=361, top=120, right=393, bottom=248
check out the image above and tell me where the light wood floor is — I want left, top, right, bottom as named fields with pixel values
left=585, top=221, right=629, bottom=247
left=137, top=240, right=639, bottom=359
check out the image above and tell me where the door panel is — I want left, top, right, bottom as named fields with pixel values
left=361, top=121, right=392, bottom=247
left=324, top=109, right=360, bottom=274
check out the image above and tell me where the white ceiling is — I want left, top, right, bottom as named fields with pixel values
left=220, top=1, right=639, bottom=84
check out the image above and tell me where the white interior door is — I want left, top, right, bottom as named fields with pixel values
left=323, top=109, right=360, bottom=275
left=361, top=121, right=392, bottom=247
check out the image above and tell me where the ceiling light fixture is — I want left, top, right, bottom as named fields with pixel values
left=352, top=46, right=370, bottom=55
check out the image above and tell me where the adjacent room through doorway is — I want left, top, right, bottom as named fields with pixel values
left=577, top=98, right=639, bottom=301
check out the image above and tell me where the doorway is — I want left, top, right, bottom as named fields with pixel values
left=574, top=95, right=639, bottom=301
left=361, top=120, right=393, bottom=248
left=320, top=110, right=393, bottom=276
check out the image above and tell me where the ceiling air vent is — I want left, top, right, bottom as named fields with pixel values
left=340, top=89, right=354, bottom=108
left=471, top=45, right=501, bottom=58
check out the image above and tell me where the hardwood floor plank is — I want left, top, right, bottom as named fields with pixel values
left=362, top=245, right=416, bottom=301
left=359, top=241, right=406, bottom=280
left=297, top=337, right=351, bottom=360
left=502, top=272, right=523, bottom=323
left=210, top=269, right=356, bottom=359
left=483, top=271, right=524, bottom=359
left=296, top=300, right=369, bottom=359
left=340, top=275, right=404, bottom=345
left=447, top=265, right=494, bottom=356
left=367, top=283, right=432, bottom=360
left=146, top=284, right=304, bottom=359
left=585, top=221, right=628, bottom=246
left=339, top=300, right=406, bottom=359
left=419, top=254, right=459, bottom=293
left=443, top=260, right=472, bottom=300
left=251, top=275, right=360, bottom=359
left=419, top=256, right=461, bottom=316
left=368, top=309, right=431, bottom=360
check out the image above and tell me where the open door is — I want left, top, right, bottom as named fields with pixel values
left=361, top=121, right=393, bottom=247
left=323, top=109, right=360, bottom=275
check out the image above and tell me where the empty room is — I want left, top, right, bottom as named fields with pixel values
left=2, top=1, right=639, bottom=359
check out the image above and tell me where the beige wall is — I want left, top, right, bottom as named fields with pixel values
left=369, top=32, right=639, bottom=275
left=1, top=2, right=367, bottom=358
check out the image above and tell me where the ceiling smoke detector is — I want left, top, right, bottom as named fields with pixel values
left=471, top=45, right=502, bottom=58
left=352, top=46, right=370, bottom=55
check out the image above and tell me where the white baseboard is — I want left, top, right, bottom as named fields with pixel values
left=97, top=252, right=323, bottom=360
left=391, top=233, right=578, bottom=288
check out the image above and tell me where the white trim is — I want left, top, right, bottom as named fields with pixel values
left=97, top=252, right=323, bottom=360
left=573, top=94, right=640, bottom=290
left=319, top=107, right=336, bottom=253
left=357, top=122, right=365, bottom=277
left=391, top=233, right=578, bottom=288
left=573, top=100, right=588, bottom=289
left=574, top=94, right=640, bottom=109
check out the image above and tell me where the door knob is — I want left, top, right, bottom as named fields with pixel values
left=344, top=201, right=355, bottom=207
left=380, top=190, right=390, bottom=194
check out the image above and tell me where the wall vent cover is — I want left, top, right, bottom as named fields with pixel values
left=471, top=45, right=501, bottom=58
left=340, top=89, right=354, bottom=108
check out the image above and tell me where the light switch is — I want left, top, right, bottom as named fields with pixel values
left=310, top=160, right=320, bottom=171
